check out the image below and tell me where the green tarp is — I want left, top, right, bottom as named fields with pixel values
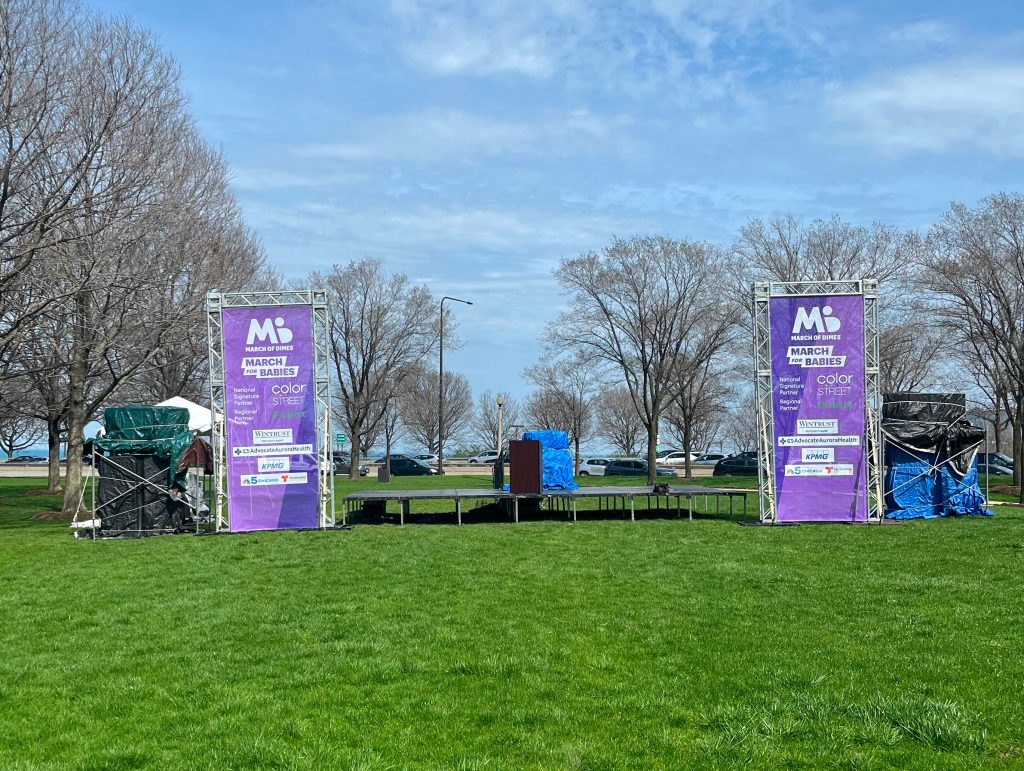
left=93, top=406, right=193, bottom=488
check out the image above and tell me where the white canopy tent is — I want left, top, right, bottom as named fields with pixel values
left=156, top=396, right=214, bottom=434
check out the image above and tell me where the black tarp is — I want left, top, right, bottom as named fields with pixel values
left=882, top=392, right=989, bottom=518
left=96, top=454, right=185, bottom=532
left=883, top=392, right=985, bottom=475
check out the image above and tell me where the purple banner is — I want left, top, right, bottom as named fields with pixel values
left=769, top=294, right=868, bottom=522
left=223, top=305, right=319, bottom=532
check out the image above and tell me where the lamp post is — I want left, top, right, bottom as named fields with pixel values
left=438, top=296, right=472, bottom=476
left=496, top=393, right=506, bottom=457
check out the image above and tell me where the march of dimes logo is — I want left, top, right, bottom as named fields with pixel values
left=791, top=305, right=842, bottom=336
left=240, top=316, right=300, bottom=379
left=786, top=305, right=847, bottom=368
left=246, top=317, right=294, bottom=346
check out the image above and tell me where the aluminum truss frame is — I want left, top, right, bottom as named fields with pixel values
left=206, top=290, right=335, bottom=533
left=752, top=279, right=882, bottom=523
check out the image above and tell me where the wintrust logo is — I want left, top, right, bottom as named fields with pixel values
left=246, top=317, right=294, bottom=345
left=792, top=306, right=841, bottom=335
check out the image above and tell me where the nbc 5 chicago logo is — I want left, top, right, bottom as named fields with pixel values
left=792, top=306, right=841, bottom=334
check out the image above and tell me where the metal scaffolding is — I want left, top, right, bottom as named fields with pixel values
left=206, top=290, right=334, bottom=532
left=752, top=279, right=882, bottom=524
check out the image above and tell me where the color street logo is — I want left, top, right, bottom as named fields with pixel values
left=246, top=317, right=294, bottom=345
left=792, top=306, right=841, bottom=335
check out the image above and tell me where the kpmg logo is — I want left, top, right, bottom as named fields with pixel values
left=246, top=317, right=294, bottom=345
left=792, top=306, right=841, bottom=335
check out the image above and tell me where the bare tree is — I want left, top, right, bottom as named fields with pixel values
left=735, top=214, right=937, bottom=393
left=664, top=367, right=730, bottom=474
left=724, top=393, right=759, bottom=453
left=547, top=235, right=736, bottom=482
left=735, top=215, right=916, bottom=285
left=318, top=258, right=441, bottom=478
left=922, top=192, right=1024, bottom=498
left=594, top=386, right=644, bottom=456
left=0, top=418, right=42, bottom=459
left=472, top=390, right=520, bottom=451
left=523, top=357, right=596, bottom=472
left=400, top=366, right=472, bottom=453
left=879, top=324, right=943, bottom=393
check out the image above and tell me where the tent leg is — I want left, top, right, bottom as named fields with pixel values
left=630, top=496, right=635, bottom=522
left=456, top=497, right=462, bottom=526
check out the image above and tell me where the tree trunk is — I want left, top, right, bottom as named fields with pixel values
left=45, top=414, right=62, bottom=493
left=347, top=416, right=363, bottom=480
left=993, top=400, right=1002, bottom=454
left=1013, top=405, right=1022, bottom=489
left=646, top=420, right=658, bottom=485
left=62, top=406, right=87, bottom=514
left=682, top=416, right=693, bottom=479
left=1016, top=395, right=1024, bottom=503
left=61, top=320, right=90, bottom=513
left=574, top=435, right=581, bottom=476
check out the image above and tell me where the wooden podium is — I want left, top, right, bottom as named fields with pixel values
left=508, top=439, right=542, bottom=494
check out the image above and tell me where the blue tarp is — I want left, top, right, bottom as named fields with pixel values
left=522, top=430, right=577, bottom=490
left=884, top=444, right=992, bottom=519
left=523, top=430, right=570, bottom=450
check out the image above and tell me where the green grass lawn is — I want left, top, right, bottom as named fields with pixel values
left=1, top=475, right=1022, bottom=769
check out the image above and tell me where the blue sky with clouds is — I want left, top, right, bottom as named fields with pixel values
left=91, top=0, right=1024, bottom=400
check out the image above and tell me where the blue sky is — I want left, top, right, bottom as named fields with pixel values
left=92, top=0, right=1024, bottom=401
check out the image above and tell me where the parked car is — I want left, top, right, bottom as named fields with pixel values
left=578, top=458, right=610, bottom=476
left=10, top=455, right=46, bottom=464
left=658, top=450, right=699, bottom=466
left=373, top=453, right=409, bottom=464
left=975, top=455, right=1013, bottom=476
left=389, top=457, right=439, bottom=476
left=694, top=453, right=727, bottom=466
left=713, top=455, right=759, bottom=476
left=334, top=455, right=369, bottom=476
left=604, top=458, right=677, bottom=477
left=468, top=451, right=508, bottom=463
left=977, top=452, right=1013, bottom=473
left=414, top=453, right=439, bottom=466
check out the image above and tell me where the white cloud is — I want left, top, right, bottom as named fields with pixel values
left=231, top=167, right=364, bottom=191
left=293, top=108, right=634, bottom=163
left=348, top=0, right=815, bottom=106
left=830, top=60, right=1024, bottom=156
left=882, top=20, right=954, bottom=46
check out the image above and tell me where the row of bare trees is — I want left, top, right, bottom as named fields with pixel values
left=0, top=0, right=269, bottom=512
left=538, top=198, right=1024, bottom=484
left=319, top=202, right=1024, bottom=485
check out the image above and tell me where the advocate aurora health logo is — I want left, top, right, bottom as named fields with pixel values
left=792, top=306, right=842, bottom=335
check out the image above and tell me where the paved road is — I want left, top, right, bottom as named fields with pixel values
left=0, top=462, right=713, bottom=478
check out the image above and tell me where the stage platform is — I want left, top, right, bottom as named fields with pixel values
left=342, top=485, right=748, bottom=525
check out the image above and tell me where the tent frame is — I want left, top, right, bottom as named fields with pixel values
left=206, top=290, right=335, bottom=532
left=753, top=279, right=883, bottom=523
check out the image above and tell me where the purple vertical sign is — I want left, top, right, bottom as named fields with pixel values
left=222, top=305, right=319, bottom=532
left=769, top=294, right=868, bottom=522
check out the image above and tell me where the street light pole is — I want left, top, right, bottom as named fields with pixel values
left=438, top=296, right=472, bottom=476
left=496, top=393, right=506, bottom=457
